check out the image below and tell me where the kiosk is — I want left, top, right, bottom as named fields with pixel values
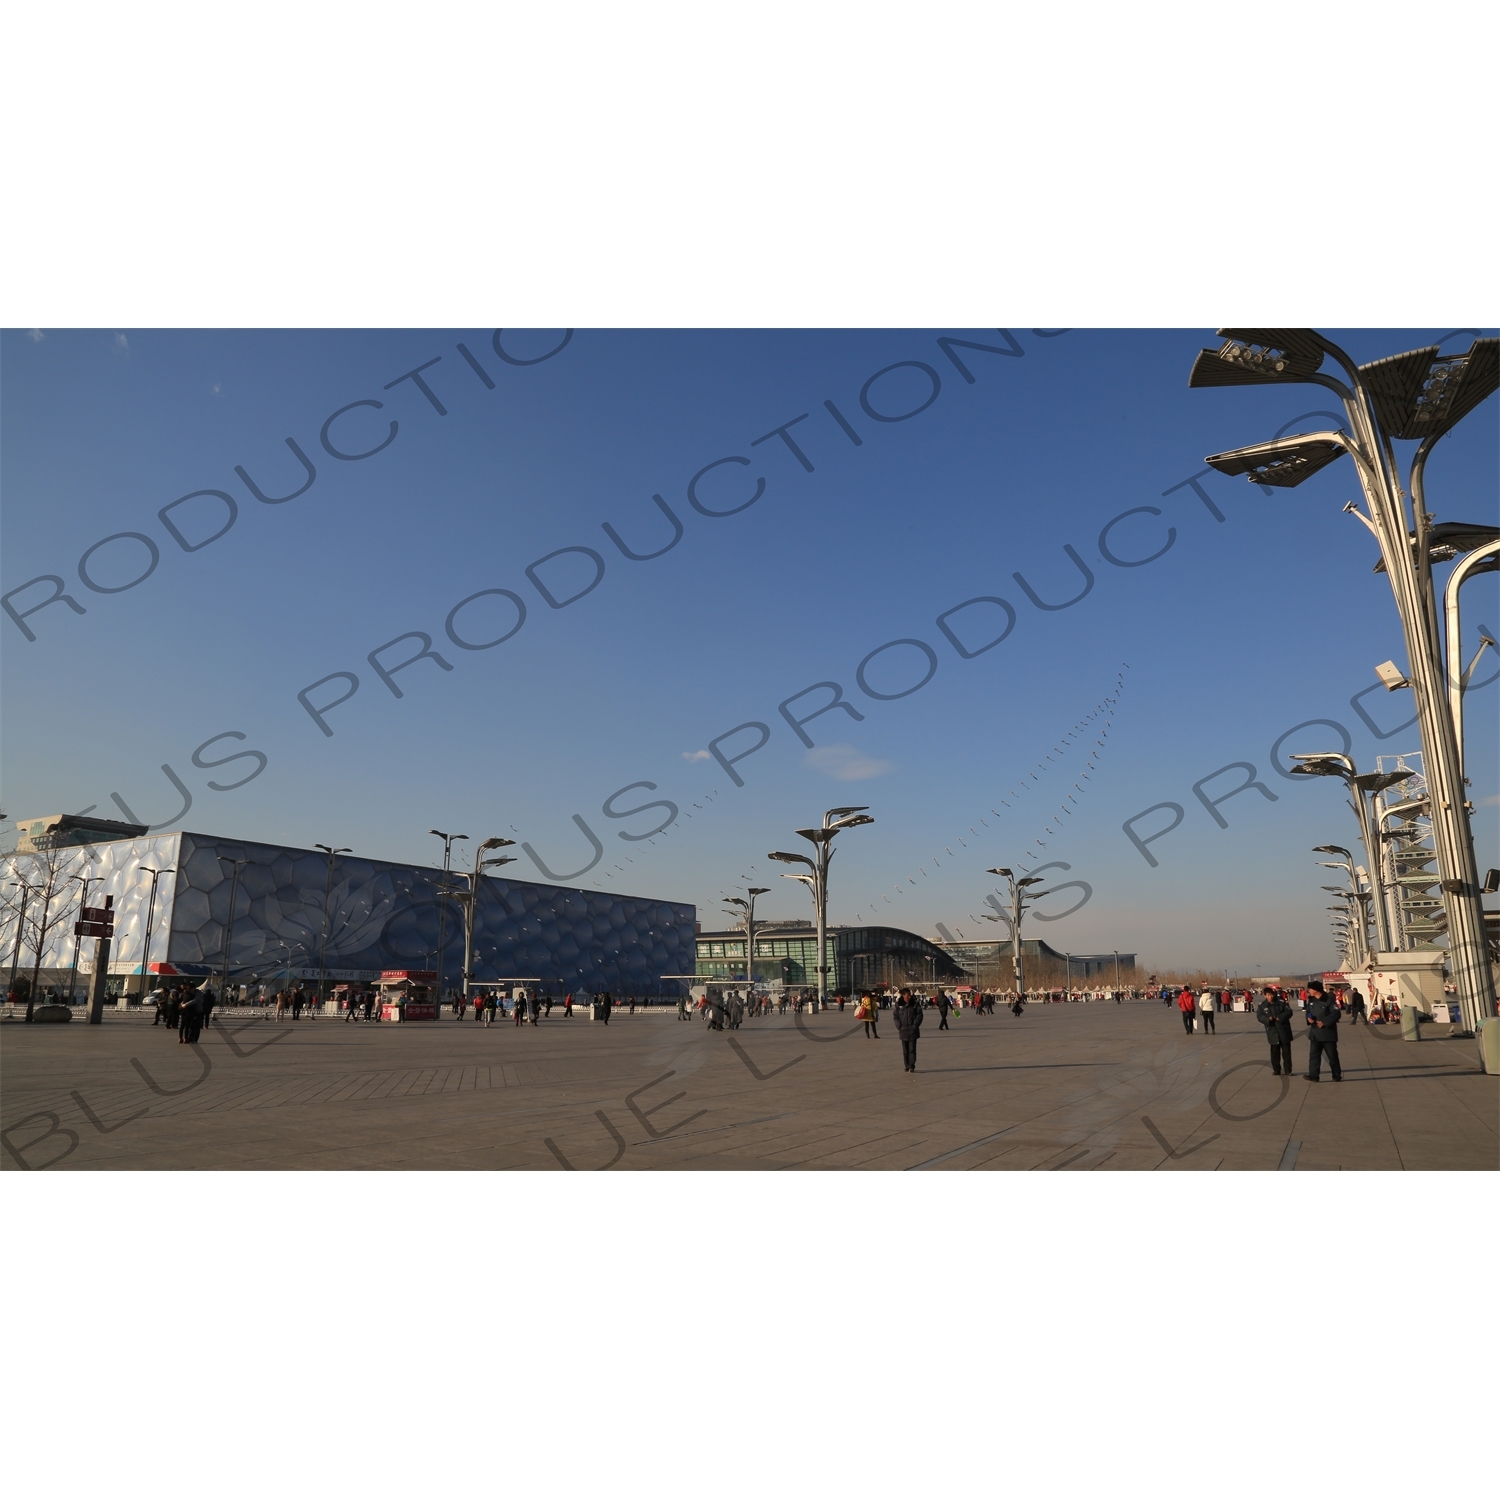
left=378, top=969, right=438, bottom=1021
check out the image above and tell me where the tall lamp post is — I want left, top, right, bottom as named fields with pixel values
left=442, top=836, right=516, bottom=1000
left=769, top=806, right=874, bottom=1010
left=429, top=829, right=469, bottom=1004
left=65, top=870, right=97, bottom=1003
left=1189, top=328, right=1498, bottom=1033
left=138, top=866, right=173, bottom=1005
left=1291, top=756, right=1407, bottom=952
left=314, top=844, right=351, bottom=1006
left=1320, top=885, right=1368, bottom=968
left=982, top=867, right=1047, bottom=996
left=7, top=882, right=37, bottom=1014
left=217, top=858, right=249, bottom=1006
left=1315, top=843, right=1372, bottom=966
left=723, top=886, right=770, bottom=988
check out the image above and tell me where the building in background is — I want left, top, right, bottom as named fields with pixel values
left=11, top=812, right=147, bottom=854
left=695, top=921, right=966, bottom=991
left=2, top=830, right=695, bottom=997
left=935, top=938, right=1137, bottom=989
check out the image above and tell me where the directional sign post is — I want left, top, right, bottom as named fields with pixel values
left=85, top=895, right=115, bottom=1025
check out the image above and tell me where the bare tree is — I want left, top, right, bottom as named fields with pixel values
left=1, top=841, right=91, bottom=1020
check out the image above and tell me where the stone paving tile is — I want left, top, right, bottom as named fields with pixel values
left=3, top=1003, right=1494, bottom=1170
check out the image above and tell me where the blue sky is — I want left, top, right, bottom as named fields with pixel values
left=3, top=327, right=1495, bottom=974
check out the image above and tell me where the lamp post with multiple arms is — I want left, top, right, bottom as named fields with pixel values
left=138, top=866, right=173, bottom=1005
left=982, top=868, right=1047, bottom=996
left=1190, top=328, right=1498, bottom=1033
left=768, top=807, right=874, bottom=1009
left=441, top=836, right=516, bottom=1001
left=1291, top=756, right=1407, bottom=952
left=1314, top=843, right=1374, bottom=964
left=217, top=857, right=249, bottom=1005
left=314, top=844, right=351, bottom=1006
left=429, top=830, right=469, bottom=1002
left=722, top=886, right=770, bottom=987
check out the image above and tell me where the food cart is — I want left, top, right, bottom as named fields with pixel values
left=378, top=969, right=438, bottom=1021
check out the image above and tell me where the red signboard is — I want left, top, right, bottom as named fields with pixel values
left=380, top=1002, right=439, bottom=1021
left=74, top=920, right=113, bottom=938
left=381, top=970, right=436, bottom=982
left=80, top=907, right=113, bottom=923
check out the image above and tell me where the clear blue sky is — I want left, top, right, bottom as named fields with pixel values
left=3, top=327, right=1495, bottom=974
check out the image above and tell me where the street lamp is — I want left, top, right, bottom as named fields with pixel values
left=217, top=857, right=249, bottom=1006
left=441, top=836, right=516, bottom=1000
left=723, top=886, right=770, bottom=988
left=983, top=867, right=1047, bottom=996
left=768, top=806, right=873, bottom=1010
left=65, top=868, right=98, bottom=1003
left=314, top=844, right=351, bottom=1006
left=1443, top=543, right=1498, bottom=779
left=430, top=829, right=469, bottom=1003
left=6, top=882, right=38, bottom=1018
left=1291, top=755, right=1407, bottom=952
left=1190, top=328, right=1498, bottom=1033
left=138, top=866, right=174, bottom=1006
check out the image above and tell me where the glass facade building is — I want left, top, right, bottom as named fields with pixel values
left=695, top=922, right=965, bottom=991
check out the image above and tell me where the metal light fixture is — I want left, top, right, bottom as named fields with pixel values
left=723, top=886, right=771, bottom=987
left=1190, top=328, right=1498, bottom=1032
left=768, top=806, right=873, bottom=1009
left=983, top=867, right=1049, bottom=995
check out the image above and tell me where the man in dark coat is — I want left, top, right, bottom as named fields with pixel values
left=893, top=989, right=923, bottom=1073
left=1255, top=989, right=1295, bottom=1076
left=1303, top=980, right=1343, bottom=1082
left=178, top=988, right=205, bottom=1045
left=1347, top=987, right=1368, bottom=1025
left=935, top=992, right=951, bottom=1031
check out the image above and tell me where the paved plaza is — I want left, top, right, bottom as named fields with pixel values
left=2, top=1001, right=1494, bottom=1170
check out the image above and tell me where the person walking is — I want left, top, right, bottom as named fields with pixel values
left=601, top=992, right=613, bottom=1025
left=1198, top=989, right=1216, bottom=1034
left=1303, top=980, right=1343, bottom=1082
left=936, top=992, right=951, bottom=1031
left=1176, top=988, right=1197, bottom=1035
left=564, top=992, right=573, bottom=1019
left=677, top=993, right=688, bottom=1021
left=893, top=989, right=923, bottom=1073
left=528, top=991, right=541, bottom=1025
left=1348, top=987, right=1368, bottom=1025
left=1255, top=989, right=1295, bottom=1077
left=855, top=992, right=879, bottom=1038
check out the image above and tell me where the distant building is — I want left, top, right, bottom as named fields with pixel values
left=935, top=939, right=1137, bottom=986
left=696, top=921, right=965, bottom=991
left=12, top=812, right=147, bottom=853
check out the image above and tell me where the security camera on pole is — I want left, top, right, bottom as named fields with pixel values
left=1189, top=329, right=1498, bottom=1033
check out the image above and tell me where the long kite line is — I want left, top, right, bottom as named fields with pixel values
left=853, top=663, right=1130, bottom=926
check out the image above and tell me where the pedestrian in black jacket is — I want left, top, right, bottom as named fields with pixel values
left=1255, top=990, right=1295, bottom=1076
left=1348, top=988, right=1368, bottom=1025
left=936, top=993, right=951, bottom=1030
left=1303, top=981, right=1343, bottom=1081
left=893, top=989, right=923, bottom=1073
